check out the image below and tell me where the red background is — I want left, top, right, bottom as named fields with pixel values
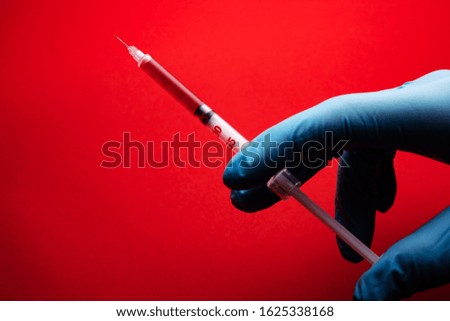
left=1, top=0, right=449, bottom=300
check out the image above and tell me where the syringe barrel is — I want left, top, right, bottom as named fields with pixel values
left=194, top=104, right=248, bottom=153
left=139, top=56, right=247, bottom=153
left=130, top=47, right=379, bottom=265
left=139, top=58, right=203, bottom=114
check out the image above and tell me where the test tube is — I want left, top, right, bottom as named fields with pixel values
left=118, top=38, right=380, bottom=265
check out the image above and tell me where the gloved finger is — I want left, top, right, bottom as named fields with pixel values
left=335, top=151, right=377, bottom=263
left=335, top=149, right=396, bottom=262
left=223, top=97, right=348, bottom=190
left=354, top=206, right=450, bottom=300
left=230, top=185, right=281, bottom=213
left=225, top=74, right=450, bottom=192
left=227, top=151, right=326, bottom=212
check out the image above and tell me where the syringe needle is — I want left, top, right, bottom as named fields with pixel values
left=115, top=35, right=129, bottom=48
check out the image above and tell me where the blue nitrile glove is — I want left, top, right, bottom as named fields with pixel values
left=223, top=70, right=450, bottom=300
left=353, top=206, right=450, bottom=300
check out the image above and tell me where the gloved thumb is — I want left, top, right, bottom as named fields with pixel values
left=354, top=206, right=450, bottom=300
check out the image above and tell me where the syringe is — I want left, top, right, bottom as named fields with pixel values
left=117, top=36, right=380, bottom=265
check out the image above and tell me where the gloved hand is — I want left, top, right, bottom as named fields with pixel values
left=223, top=70, right=450, bottom=300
